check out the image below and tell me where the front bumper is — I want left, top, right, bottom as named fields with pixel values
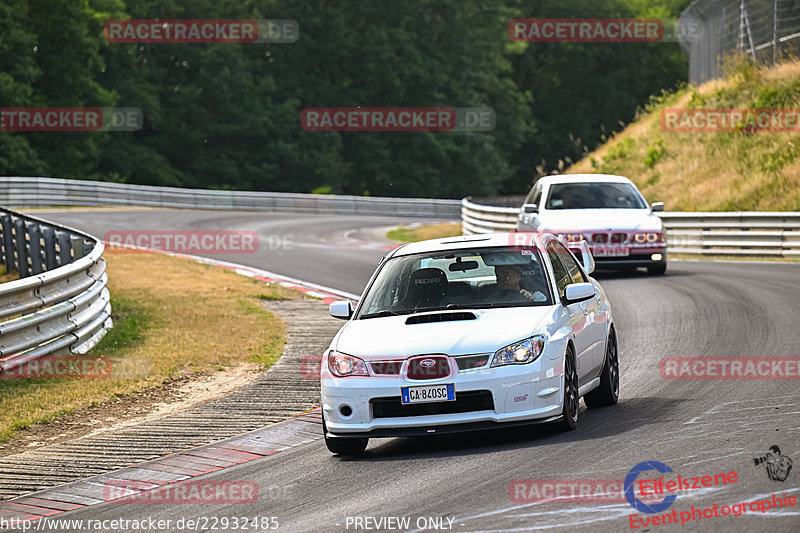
left=593, top=252, right=666, bottom=269
left=321, top=360, right=565, bottom=437
left=567, top=245, right=666, bottom=269
left=325, top=416, right=563, bottom=439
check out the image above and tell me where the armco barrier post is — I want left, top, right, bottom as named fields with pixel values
left=42, top=226, right=57, bottom=270
left=14, top=219, right=29, bottom=278
left=0, top=215, right=14, bottom=273
left=28, top=223, right=43, bottom=275
left=71, top=236, right=85, bottom=260
left=57, top=231, right=71, bottom=266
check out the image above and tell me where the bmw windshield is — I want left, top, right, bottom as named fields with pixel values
left=357, top=247, right=554, bottom=318
left=546, top=182, right=648, bottom=209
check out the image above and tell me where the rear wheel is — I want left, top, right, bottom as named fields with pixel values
left=647, top=262, right=667, bottom=275
left=556, top=345, right=579, bottom=431
left=323, top=417, right=368, bottom=455
left=585, top=329, right=619, bottom=407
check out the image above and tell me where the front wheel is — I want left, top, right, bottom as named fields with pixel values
left=556, top=345, right=579, bottom=431
left=323, top=417, right=368, bottom=455
left=585, top=329, right=619, bottom=408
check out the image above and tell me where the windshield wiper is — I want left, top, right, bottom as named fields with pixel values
left=359, top=310, right=403, bottom=319
left=442, top=302, right=546, bottom=310
left=407, top=304, right=473, bottom=313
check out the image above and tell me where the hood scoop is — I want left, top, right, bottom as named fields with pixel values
left=405, top=311, right=477, bottom=325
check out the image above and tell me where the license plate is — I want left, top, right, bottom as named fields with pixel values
left=592, top=245, right=630, bottom=257
left=401, top=384, right=456, bottom=405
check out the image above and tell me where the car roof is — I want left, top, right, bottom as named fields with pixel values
left=535, top=173, right=634, bottom=185
left=389, top=232, right=555, bottom=258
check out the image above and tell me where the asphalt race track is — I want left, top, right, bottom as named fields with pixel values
left=24, top=209, right=800, bottom=532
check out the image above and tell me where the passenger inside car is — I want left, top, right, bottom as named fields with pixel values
left=494, top=264, right=548, bottom=303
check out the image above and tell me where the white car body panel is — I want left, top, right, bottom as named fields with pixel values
left=517, top=174, right=667, bottom=270
left=320, top=233, right=614, bottom=437
left=334, top=307, right=553, bottom=358
left=530, top=209, right=662, bottom=233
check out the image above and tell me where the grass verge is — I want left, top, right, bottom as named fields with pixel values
left=387, top=222, right=462, bottom=242
left=567, top=58, right=800, bottom=211
left=0, top=251, right=304, bottom=442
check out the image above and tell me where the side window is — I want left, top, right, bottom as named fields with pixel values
left=532, top=185, right=543, bottom=207
left=525, top=182, right=543, bottom=206
left=552, top=241, right=587, bottom=284
left=547, top=245, right=571, bottom=299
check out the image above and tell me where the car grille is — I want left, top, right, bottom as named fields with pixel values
left=371, top=390, right=495, bottom=418
left=371, top=361, right=402, bottom=375
left=454, top=354, right=491, bottom=371
left=592, top=232, right=629, bottom=244
left=407, top=356, right=451, bottom=380
left=610, top=232, right=628, bottom=244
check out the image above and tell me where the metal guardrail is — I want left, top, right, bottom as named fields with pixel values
left=461, top=197, right=800, bottom=258
left=0, top=208, right=111, bottom=374
left=0, top=177, right=462, bottom=219
left=461, top=198, right=519, bottom=235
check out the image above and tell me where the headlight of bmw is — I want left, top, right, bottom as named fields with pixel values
left=557, top=233, right=585, bottom=244
left=491, top=335, right=546, bottom=367
left=633, top=232, right=662, bottom=243
left=328, top=351, right=369, bottom=377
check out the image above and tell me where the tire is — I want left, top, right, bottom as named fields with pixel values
left=556, top=344, right=579, bottom=431
left=647, top=262, right=667, bottom=275
left=322, top=416, right=368, bottom=455
left=585, top=329, right=620, bottom=408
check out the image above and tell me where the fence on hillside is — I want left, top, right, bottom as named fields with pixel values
left=679, top=0, right=800, bottom=83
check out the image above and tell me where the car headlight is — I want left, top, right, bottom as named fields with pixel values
left=557, top=233, right=585, bottom=244
left=328, top=351, right=369, bottom=377
left=634, top=232, right=662, bottom=243
left=491, top=335, right=546, bottom=367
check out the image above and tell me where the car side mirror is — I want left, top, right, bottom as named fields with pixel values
left=329, top=300, right=353, bottom=319
left=651, top=202, right=664, bottom=212
left=563, top=282, right=595, bottom=304
left=522, top=204, right=538, bottom=214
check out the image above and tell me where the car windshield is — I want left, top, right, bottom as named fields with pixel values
left=546, top=182, right=647, bottom=210
left=357, top=247, right=553, bottom=318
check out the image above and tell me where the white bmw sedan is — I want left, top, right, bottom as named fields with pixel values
left=517, top=174, right=667, bottom=274
left=320, top=232, right=619, bottom=454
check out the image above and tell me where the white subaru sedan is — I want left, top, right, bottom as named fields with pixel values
left=517, top=174, right=667, bottom=274
left=320, top=232, right=618, bottom=454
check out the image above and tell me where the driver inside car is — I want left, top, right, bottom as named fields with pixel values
left=494, top=264, right=547, bottom=303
